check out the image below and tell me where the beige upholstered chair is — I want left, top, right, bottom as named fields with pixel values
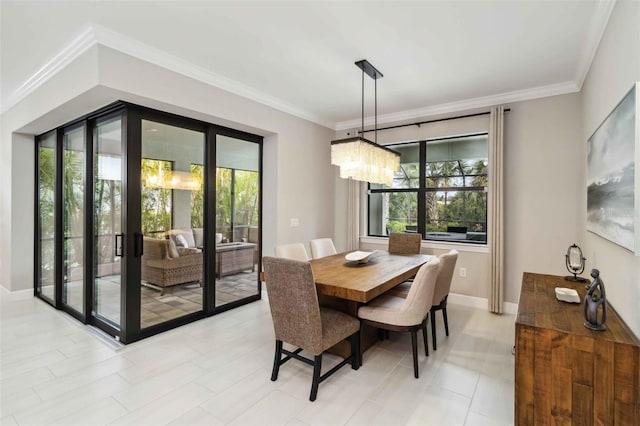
left=388, top=232, right=422, bottom=255
left=263, top=257, right=360, bottom=401
left=430, top=250, right=458, bottom=350
left=358, top=256, right=440, bottom=378
left=386, top=250, right=458, bottom=351
left=310, top=238, right=337, bottom=259
left=275, top=243, right=309, bottom=261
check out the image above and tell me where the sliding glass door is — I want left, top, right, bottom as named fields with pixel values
left=35, top=101, right=263, bottom=343
left=215, top=135, right=261, bottom=307
left=139, top=119, right=205, bottom=329
left=36, top=131, right=57, bottom=303
left=93, top=114, right=124, bottom=329
left=62, top=125, right=86, bottom=316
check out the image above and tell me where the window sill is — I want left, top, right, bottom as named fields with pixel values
left=360, top=236, right=489, bottom=254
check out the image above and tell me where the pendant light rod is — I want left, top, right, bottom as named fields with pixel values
left=361, top=67, right=365, bottom=135
left=355, top=59, right=383, bottom=144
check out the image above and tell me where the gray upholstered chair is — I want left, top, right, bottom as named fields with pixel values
left=309, top=238, right=337, bottom=259
left=388, top=232, right=422, bottom=255
left=274, top=242, right=309, bottom=261
left=386, top=250, right=458, bottom=351
left=358, top=256, right=440, bottom=378
left=263, top=256, right=360, bottom=401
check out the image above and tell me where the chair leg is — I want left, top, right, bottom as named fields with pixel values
left=310, top=355, right=322, bottom=401
left=443, top=306, right=449, bottom=336
left=271, top=340, right=283, bottom=381
left=410, top=330, right=419, bottom=379
left=422, top=318, right=429, bottom=357
left=431, top=308, right=437, bottom=351
left=350, top=332, right=360, bottom=370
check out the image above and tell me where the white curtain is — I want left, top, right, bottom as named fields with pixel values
left=346, top=178, right=360, bottom=251
left=488, top=106, right=505, bottom=314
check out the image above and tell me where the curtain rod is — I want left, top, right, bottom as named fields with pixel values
left=358, top=108, right=511, bottom=134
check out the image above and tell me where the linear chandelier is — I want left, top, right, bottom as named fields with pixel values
left=331, top=59, right=400, bottom=186
left=145, top=169, right=201, bottom=191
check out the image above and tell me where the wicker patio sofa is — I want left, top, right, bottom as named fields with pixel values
left=141, top=237, right=203, bottom=295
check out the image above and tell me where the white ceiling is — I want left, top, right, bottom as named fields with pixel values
left=0, top=1, right=614, bottom=130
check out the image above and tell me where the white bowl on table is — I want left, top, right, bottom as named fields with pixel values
left=345, top=250, right=377, bottom=264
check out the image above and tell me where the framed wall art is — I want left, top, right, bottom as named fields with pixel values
left=587, top=83, right=638, bottom=252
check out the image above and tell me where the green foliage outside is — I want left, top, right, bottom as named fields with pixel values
left=191, top=164, right=204, bottom=228
left=386, top=159, right=488, bottom=233
left=216, top=167, right=259, bottom=240
left=141, top=159, right=172, bottom=237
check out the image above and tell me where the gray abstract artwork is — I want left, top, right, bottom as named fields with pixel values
left=587, top=85, right=637, bottom=252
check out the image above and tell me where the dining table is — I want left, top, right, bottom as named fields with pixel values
left=310, top=250, right=433, bottom=358
left=261, top=249, right=433, bottom=359
left=310, top=250, right=432, bottom=303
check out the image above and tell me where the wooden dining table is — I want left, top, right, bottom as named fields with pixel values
left=310, top=250, right=433, bottom=358
left=310, top=250, right=432, bottom=304
left=260, top=250, right=432, bottom=359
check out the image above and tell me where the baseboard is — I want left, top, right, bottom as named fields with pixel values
left=448, top=292, right=518, bottom=315
left=0, top=285, right=34, bottom=301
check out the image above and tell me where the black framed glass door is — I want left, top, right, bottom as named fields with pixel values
left=36, top=131, right=57, bottom=304
left=35, top=101, right=263, bottom=344
left=93, top=113, right=124, bottom=331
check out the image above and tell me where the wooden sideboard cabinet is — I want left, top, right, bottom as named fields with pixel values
left=515, top=273, right=640, bottom=425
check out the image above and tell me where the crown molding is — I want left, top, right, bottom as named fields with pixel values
left=335, top=80, right=580, bottom=131
left=1, top=25, right=97, bottom=113
left=574, top=0, right=616, bottom=90
left=2, top=2, right=614, bottom=130
left=2, top=23, right=335, bottom=128
left=89, top=24, right=335, bottom=129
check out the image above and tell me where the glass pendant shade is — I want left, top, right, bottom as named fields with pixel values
left=331, top=137, right=400, bottom=186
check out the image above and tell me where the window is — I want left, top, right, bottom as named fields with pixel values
left=368, top=134, right=488, bottom=244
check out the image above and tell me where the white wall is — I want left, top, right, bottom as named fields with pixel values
left=0, top=46, right=101, bottom=293
left=0, top=45, right=336, bottom=293
left=503, top=93, right=583, bottom=302
left=580, top=0, right=640, bottom=337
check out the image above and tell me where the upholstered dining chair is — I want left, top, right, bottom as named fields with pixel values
left=263, top=256, right=360, bottom=401
left=310, top=238, right=337, bottom=259
left=387, top=250, right=458, bottom=351
left=385, top=232, right=422, bottom=296
left=429, top=250, right=458, bottom=350
left=358, top=256, right=440, bottom=378
left=275, top=243, right=309, bottom=261
left=388, top=232, right=422, bottom=255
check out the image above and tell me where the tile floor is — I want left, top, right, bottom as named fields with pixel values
left=0, top=292, right=515, bottom=425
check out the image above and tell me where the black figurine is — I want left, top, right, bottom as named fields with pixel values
left=584, top=269, right=607, bottom=331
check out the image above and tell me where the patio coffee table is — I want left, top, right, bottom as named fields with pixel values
left=216, top=242, right=256, bottom=278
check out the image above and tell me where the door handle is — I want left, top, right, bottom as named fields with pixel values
left=115, top=233, right=124, bottom=257
left=134, top=232, right=144, bottom=257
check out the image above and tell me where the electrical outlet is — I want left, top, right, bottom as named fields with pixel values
left=459, top=267, right=467, bottom=278
left=290, top=218, right=299, bottom=227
